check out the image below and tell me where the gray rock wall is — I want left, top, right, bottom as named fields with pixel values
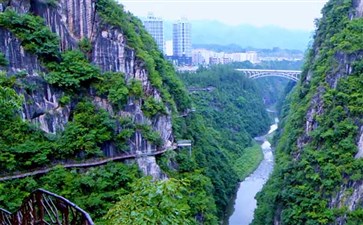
left=0, top=0, right=173, bottom=178
left=289, top=0, right=363, bottom=222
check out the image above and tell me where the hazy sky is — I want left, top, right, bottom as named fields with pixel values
left=119, top=0, right=328, bottom=31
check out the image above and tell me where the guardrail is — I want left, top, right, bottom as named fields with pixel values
left=0, top=189, right=94, bottom=225
left=0, top=149, right=172, bottom=182
left=177, top=140, right=192, bottom=156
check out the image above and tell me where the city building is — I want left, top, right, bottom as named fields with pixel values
left=222, top=57, right=232, bottom=64
left=209, top=57, right=220, bottom=65
left=192, top=51, right=206, bottom=65
left=143, top=13, right=164, bottom=52
left=173, top=18, right=192, bottom=65
left=245, top=51, right=259, bottom=63
left=191, top=49, right=260, bottom=65
left=165, top=40, right=173, bottom=56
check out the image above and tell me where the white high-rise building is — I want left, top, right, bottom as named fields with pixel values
left=143, top=13, right=164, bottom=52
left=173, top=18, right=192, bottom=57
left=165, top=40, right=173, bottom=56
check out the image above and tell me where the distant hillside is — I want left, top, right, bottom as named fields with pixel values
left=164, top=20, right=312, bottom=51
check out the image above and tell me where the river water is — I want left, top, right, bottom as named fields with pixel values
left=227, top=120, right=278, bottom=225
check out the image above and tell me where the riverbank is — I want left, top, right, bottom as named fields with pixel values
left=233, top=143, right=264, bottom=181
left=227, top=121, right=278, bottom=225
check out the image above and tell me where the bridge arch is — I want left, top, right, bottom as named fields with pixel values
left=235, top=69, right=301, bottom=82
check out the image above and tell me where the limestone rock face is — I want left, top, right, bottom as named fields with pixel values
left=268, top=1, right=363, bottom=224
left=322, top=0, right=363, bottom=218
left=0, top=0, right=173, bottom=178
left=354, top=0, right=363, bottom=18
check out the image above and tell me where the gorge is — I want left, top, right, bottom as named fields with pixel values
left=1, top=0, right=363, bottom=224
left=0, top=0, right=271, bottom=224
left=253, top=0, right=363, bottom=224
left=228, top=120, right=278, bottom=225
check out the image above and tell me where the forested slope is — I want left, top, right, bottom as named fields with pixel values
left=0, top=0, right=270, bottom=224
left=253, top=0, right=363, bottom=224
left=178, top=65, right=269, bottom=192
left=231, top=60, right=303, bottom=109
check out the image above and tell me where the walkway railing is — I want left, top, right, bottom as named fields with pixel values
left=0, top=189, right=94, bottom=225
left=0, top=148, right=172, bottom=182
left=177, top=140, right=192, bottom=156
left=177, top=140, right=192, bottom=147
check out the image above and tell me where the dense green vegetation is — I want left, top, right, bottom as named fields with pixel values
left=0, top=1, right=196, bottom=223
left=176, top=65, right=270, bottom=218
left=0, top=163, right=141, bottom=220
left=180, top=65, right=269, bottom=137
left=105, top=177, right=193, bottom=225
left=94, top=72, right=129, bottom=106
left=45, top=50, right=100, bottom=89
left=0, top=1, right=273, bottom=224
left=253, top=0, right=363, bottom=224
left=0, top=52, right=8, bottom=66
left=57, top=101, right=115, bottom=157
left=96, top=0, right=191, bottom=113
left=0, top=72, right=56, bottom=171
left=0, top=9, right=59, bottom=61
left=233, top=143, right=263, bottom=180
left=231, top=60, right=301, bottom=110
left=0, top=2, right=180, bottom=171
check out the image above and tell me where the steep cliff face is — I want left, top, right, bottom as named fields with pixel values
left=0, top=0, right=177, bottom=178
left=295, top=0, right=363, bottom=218
left=253, top=0, right=363, bottom=224
left=0, top=1, right=267, bottom=223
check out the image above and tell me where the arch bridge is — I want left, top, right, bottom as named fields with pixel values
left=236, top=69, right=301, bottom=82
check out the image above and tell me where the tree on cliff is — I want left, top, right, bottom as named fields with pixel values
left=104, top=177, right=195, bottom=225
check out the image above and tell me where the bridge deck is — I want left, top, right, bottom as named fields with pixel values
left=235, top=69, right=302, bottom=73
left=235, top=68, right=301, bottom=81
